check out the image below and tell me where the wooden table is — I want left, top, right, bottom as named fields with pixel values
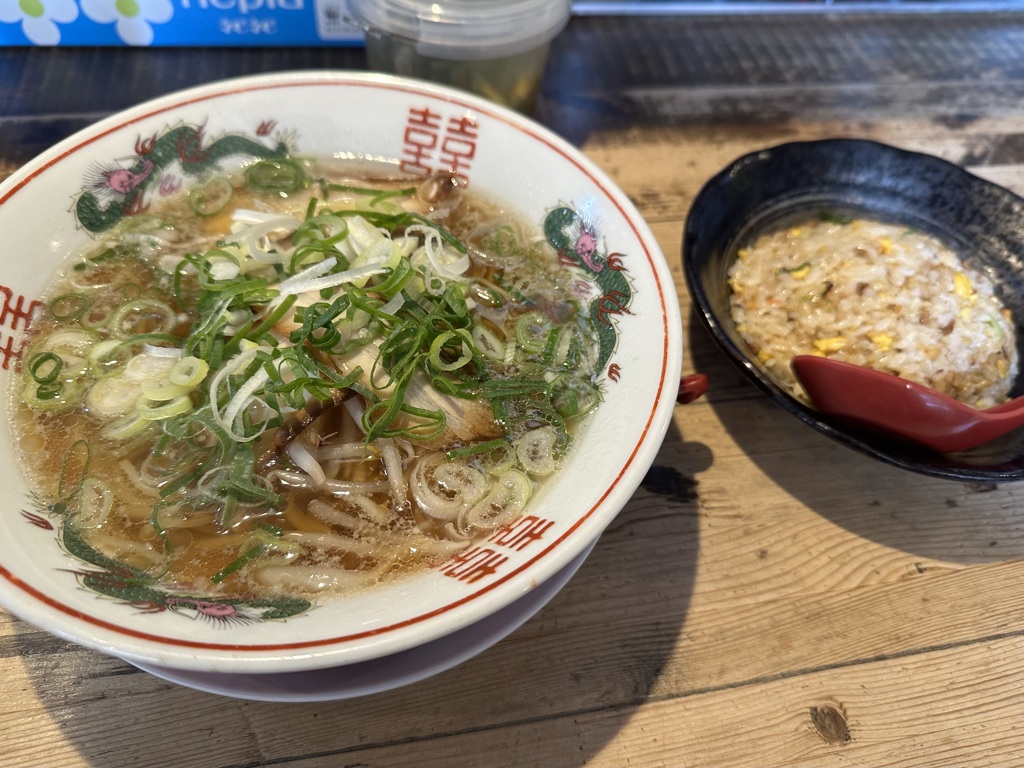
left=2, top=12, right=1023, bottom=767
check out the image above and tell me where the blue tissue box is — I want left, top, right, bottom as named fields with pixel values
left=0, top=0, right=364, bottom=46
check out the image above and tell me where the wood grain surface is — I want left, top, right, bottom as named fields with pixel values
left=1, top=12, right=1023, bottom=768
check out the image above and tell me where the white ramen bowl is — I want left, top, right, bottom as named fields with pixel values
left=0, top=71, right=682, bottom=674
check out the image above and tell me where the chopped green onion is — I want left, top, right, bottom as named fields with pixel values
left=244, top=158, right=307, bottom=193
left=148, top=500, right=176, bottom=558
left=550, top=374, right=601, bottom=418
left=514, top=311, right=551, bottom=353
left=210, top=543, right=264, bottom=584
left=169, top=356, right=210, bottom=388
left=141, top=378, right=191, bottom=402
left=101, top=413, right=153, bottom=441
left=515, top=426, right=559, bottom=476
left=28, top=352, right=63, bottom=384
left=109, top=299, right=178, bottom=337
left=58, top=439, right=90, bottom=501
left=445, top=437, right=510, bottom=461
left=777, top=261, right=812, bottom=275
left=464, top=469, right=533, bottom=530
left=428, top=329, right=474, bottom=372
left=188, top=176, right=234, bottom=217
left=49, top=293, right=92, bottom=323
left=88, top=339, right=131, bottom=376
left=471, top=324, right=506, bottom=361
left=138, top=395, right=193, bottom=421
left=36, top=328, right=99, bottom=358
left=35, top=382, right=64, bottom=400
left=328, top=182, right=417, bottom=200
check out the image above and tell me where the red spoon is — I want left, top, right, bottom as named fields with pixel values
left=677, top=373, right=708, bottom=405
left=790, top=355, right=1024, bottom=454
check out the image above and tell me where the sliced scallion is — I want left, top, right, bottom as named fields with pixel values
left=243, top=158, right=307, bottom=193
left=49, top=293, right=92, bottom=323
left=28, top=352, right=63, bottom=384
left=188, top=176, right=234, bottom=217
left=168, top=356, right=210, bottom=388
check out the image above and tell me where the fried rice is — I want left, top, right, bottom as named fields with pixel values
left=728, top=214, right=1018, bottom=409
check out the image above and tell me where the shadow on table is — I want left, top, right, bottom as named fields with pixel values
left=13, top=421, right=708, bottom=767
left=688, top=310, right=1024, bottom=565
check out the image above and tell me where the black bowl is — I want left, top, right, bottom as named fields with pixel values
left=682, top=138, right=1024, bottom=482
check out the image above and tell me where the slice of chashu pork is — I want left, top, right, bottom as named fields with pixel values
left=255, top=172, right=500, bottom=450
left=274, top=299, right=503, bottom=451
left=338, top=337, right=502, bottom=448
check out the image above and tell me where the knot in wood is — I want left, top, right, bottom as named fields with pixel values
left=809, top=702, right=851, bottom=745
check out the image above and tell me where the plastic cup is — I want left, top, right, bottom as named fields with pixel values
left=348, top=0, right=572, bottom=114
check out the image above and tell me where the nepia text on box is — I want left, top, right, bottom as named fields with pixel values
left=0, top=0, right=364, bottom=46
